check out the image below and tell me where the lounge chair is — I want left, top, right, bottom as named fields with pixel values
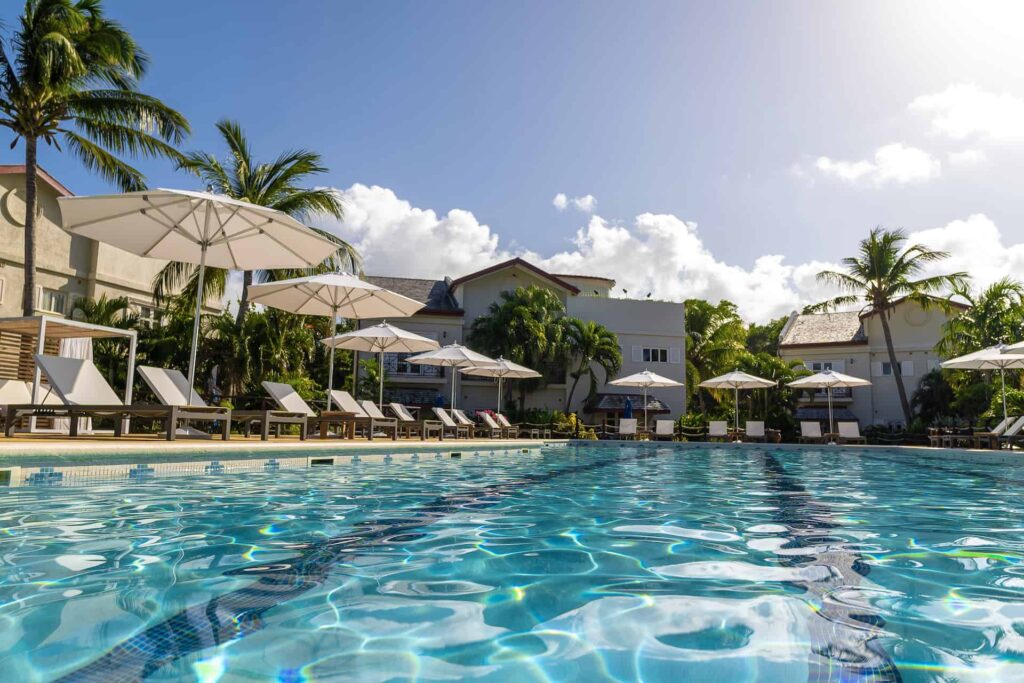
left=496, top=413, right=550, bottom=439
left=360, top=400, right=400, bottom=440
left=653, top=419, right=675, bottom=441
left=999, top=416, right=1024, bottom=449
left=707, top=421, right=730, bottom=442
left=0, top=379, right=63, bottom=432
left=744, top=421, right=766, bottom=442
left=433, top=407, right=470, bottom=438
left=136, top=366, right=235, bottom=439
left=263, top=381, right=349, bottom=438
left=328, top=390, right=396, bottom=440
left=798, top=421, right=825, bottom=444
left=971, top=416, right=1015, bottom=449
left=5, top=355, right=210, bottom=440
left=836, top=421, right=867, bottom=444
left=452, top=409, right=477, bottom=438
left=388, top=402, right=443, bottom=440
left=615, top=418, right=638, bottom=440
left=478, top=412, right=505, bottom=438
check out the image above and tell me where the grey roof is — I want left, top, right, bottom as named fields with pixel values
left=585, top=393, right=672, bottom=414
left=363, top=276, right=460, bottom=312
left=779, top=311, right=866, bottom=347
left=794, top=407, right=859, bottom=422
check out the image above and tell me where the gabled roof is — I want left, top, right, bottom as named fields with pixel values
left=363, top=275, right=462, bottom=315
left=0, top=165, right=73, bottom=197
left=779, top=311, right=866, bottom=348
left=584, top=393, right=672, bottom=414
left=450, top=258, right=581, bottom=294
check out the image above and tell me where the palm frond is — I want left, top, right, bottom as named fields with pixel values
left=61, top=129, right=145, bottom=190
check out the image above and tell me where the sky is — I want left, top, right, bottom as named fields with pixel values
left=7, top=0, right=1024, bottom=322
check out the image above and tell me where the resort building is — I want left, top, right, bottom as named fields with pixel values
left=778, top=298, right=964, bottom=428
left=0, top=165, right=214, bottom=324
left=361, top=258, right=687, bottom=420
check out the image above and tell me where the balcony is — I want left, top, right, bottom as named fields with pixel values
left=796, top=387, right=853, bottom=403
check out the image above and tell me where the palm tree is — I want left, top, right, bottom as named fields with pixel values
left=0, top=0, right=190, bottom=315
left=154, top=119, right=360, bottom=324
left=563, top=317, right=622, bottom=408
left=684, top=299, right=747, bottom=411
left=936, top=277, right=1024, bottom=358
left=813, top=227, right=967, bottom=425
left=70, top=294, right=136, bottom=385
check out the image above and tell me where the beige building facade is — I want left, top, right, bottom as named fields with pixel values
left=778, top=299, right=963, bottom=428
left=362, top=258, right=687, bottom=419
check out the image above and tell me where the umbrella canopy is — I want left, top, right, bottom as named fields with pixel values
left=609, top=370, right=684, bottom=429
left=788, top=370, right=872, bottom=439
left=460, top=357, right=541, bottom=416
left=247, top=273, right=424, bottom=318
left=406, top=343, right=494, bottom=415
left=248, top=275, right=425, bottom=409
left=699, top=370, right=776, bottom=435
left=59, top=190, right=339, bottom=405
left=941, top=345, right=1024, bottom=425
left=322, top=323, right=439, bottom=406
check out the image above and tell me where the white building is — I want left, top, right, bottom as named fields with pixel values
left=778, top=298, right=964, bottom=427
left=359, top=258, right=687, bottom=421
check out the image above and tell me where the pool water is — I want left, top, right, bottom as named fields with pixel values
left=1, top=443, right=1023, bottom=682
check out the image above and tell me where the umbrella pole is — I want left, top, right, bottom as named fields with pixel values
left=378, top=350, right=385, bottom=408
left=644, top=386, right=648, bottom=433
left=497, top=376, right=502, bottom=416
left=326, top=307, right=338, bottom=410
left=734, top=386, right=739, bottom=439
left=186, top=245, right=207, bottom=407
left=828, top=386, right=834, bottom=443
left=451, top=364, right=457, bottom=417
left=1001, top=367, right=1008, bottom=427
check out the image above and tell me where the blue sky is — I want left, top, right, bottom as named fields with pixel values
left=8, top=0, right=1024, bottom=320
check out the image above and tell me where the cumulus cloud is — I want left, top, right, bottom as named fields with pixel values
left=814, top=143, right=941, bottom=185
left=910, top=83, right=1024, bottom=141
left=947, top=148, right=986, bottom=166
left=317, top=184, right=1024, bottom=323
left=553, top=192, right=597, bottom=212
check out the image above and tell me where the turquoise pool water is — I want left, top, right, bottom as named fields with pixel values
left=1, top=443, right=1023, bottom=682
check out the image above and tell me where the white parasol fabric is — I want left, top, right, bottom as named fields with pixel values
left=321, top=322, right=439, bottom=406
left=699, top=370, right=776, bottom=436
left=788, top=369, right=872, bottom=439
left=405, top=344, right=495, bottom=415
left=941, top=344, right=1024, bottom=425
left=460, top=357, right=541, bottom=416
left=58, top=189, right=339, bottom=405
left=609, top=369, right=684, bottom=430
left=248, top=275, right=426, bottom=408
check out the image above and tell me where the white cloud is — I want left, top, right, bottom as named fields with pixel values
left=815, top=143, right=941, bottom=185
left=318, top=184, right=1024, bottom=323
left=910, top=84, right=1024, bottom=141
left=553, top=192, right=597, bottom=213
left=947, top=148, right=986, bottom=166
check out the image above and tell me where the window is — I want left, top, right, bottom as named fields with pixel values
left=136, top=304, right=161, bottom=328
left=642, top=347, right=668, bottom=363
left=881, top=362, right=893, bottom=376
left=37, top=287, right=66, bottom=314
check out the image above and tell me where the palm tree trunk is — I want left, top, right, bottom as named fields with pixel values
left=879, top=308, right=913, bottom=425
left=566, top=365, right=585, bottom=409
left=235, top=270, right=253, bottom=326
left=22, top=137, right=38, bottom=317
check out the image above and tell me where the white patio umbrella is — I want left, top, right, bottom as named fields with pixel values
left=609, top=369, right=684, bottom=430
left=788, top=369, right=871, bottom=439
left=460, top=357, right=541, bottom=416
left=941, top=344, right=1024, bottom=426
left=699, top=370, right=776, bottom=435
left=58, top=189, right=339, bottom=405
left=321, top=322, right=439, bottom=407
left=247, top=274, right=425, bottom=408
left=405, top=343, right=494, bottom=416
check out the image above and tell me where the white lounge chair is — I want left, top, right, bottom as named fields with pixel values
left=653, top=419, right=675, bottom=441
left=969, top=415, right=1015, bottom=449
left=478, top=412, right=505, bottom=438
left=798, top=421, right=825, bottom=444
left=433, top=407, right=469, bottom=438
left=616, top=418, right=638, bottom=440
left=496, top=413, right=549, bottom=439
left=329, top=390, right=396, bottom=440
left=452, top=409, right=478, bottom=438
left=388, top=402, right=443, bottom=440
left=360, top=400, right=400, bottom=440
left=999, top=415, right=1024, bottom=449
left=836, top=421, right=867, bottom=444
left=708, top=420, right=729, bottom=442
left=5, top=356, right=203, bottom=440
left=137, top=366, right=234, bottom=439
left=263, top=381, right=355, bottom=438
left=745, top=421, right=766, bottom=442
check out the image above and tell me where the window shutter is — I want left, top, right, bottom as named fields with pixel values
left=871, top=362, right=883, bottom=377
left=900, top=360, right=914, bottom=377
left=631, top=345, right=642, bottom=363
left=669, top=347, right=681, bottom=364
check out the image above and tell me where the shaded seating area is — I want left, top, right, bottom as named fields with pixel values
left=585, top=392, right=671, bottom=439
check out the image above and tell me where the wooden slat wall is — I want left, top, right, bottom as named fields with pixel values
left=0, top=332, right=61, bottom=381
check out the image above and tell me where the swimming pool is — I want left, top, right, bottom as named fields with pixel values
left=1, top=442, right=1022, bottom=682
